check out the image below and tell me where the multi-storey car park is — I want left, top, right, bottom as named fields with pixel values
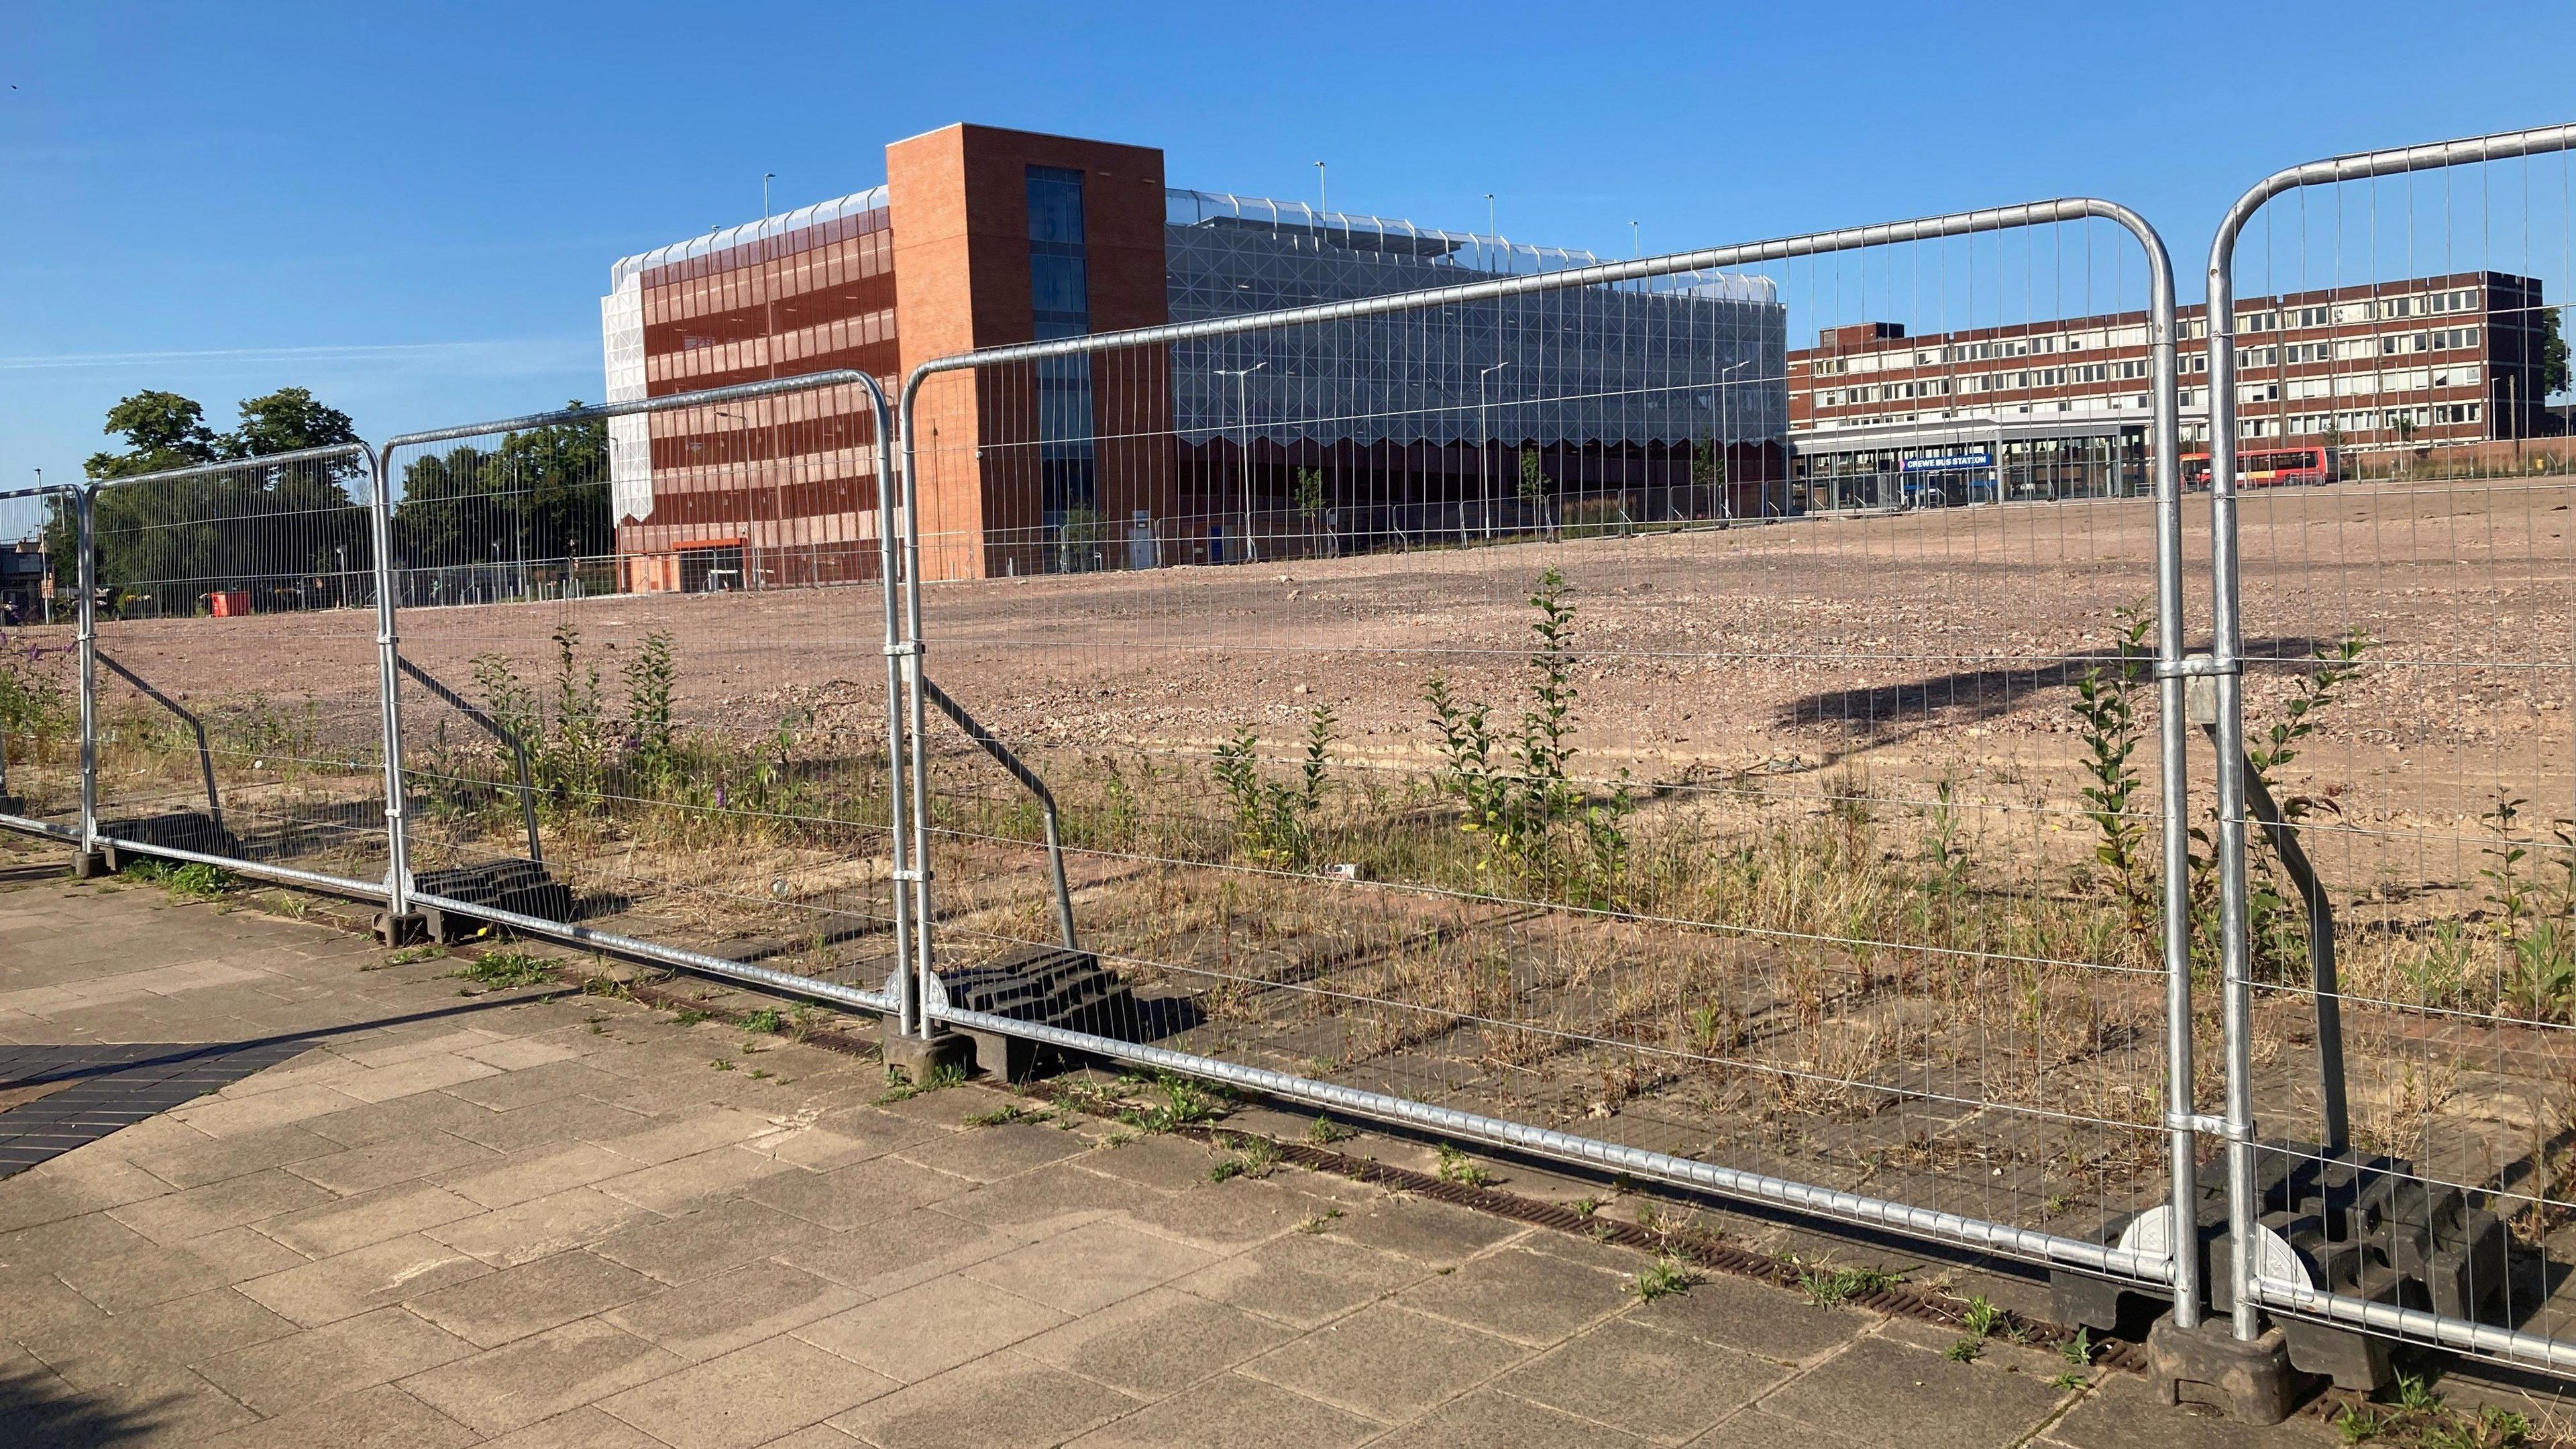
left=1785, top=272, right=2553, bottom=511
left=599, top=123, right=1784, bottom=586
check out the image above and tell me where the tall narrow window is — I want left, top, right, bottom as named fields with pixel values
left=1027, top=166, right=1096, bottom=533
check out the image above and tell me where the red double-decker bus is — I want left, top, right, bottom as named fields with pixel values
left=2182, top=446, right=2339, bottom=489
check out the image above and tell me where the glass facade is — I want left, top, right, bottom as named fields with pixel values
left=1028, top=165, right=1097, bottom=527
left=1162, top=189, right=1786, bottom=451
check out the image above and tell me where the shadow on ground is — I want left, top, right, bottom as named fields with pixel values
left=0, top=1362, right=168, bottom=1448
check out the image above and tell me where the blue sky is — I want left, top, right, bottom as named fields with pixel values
left=3, top=0, right=2571, bottom=490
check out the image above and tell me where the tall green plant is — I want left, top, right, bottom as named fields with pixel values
left=1211, top=704, right=1337, bottom=866
left=2070, top=599, right=2154, bottom=934
left=622, top=630, right=678, bottom=790
left=1425, top=570, right=1632, bottom=903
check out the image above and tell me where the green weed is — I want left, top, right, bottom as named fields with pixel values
left=1794, top=1260, right=1905, bottom=1307
left=1629, top=1256, right=1697, bottom=1303
left=876, top=1063, right=967, bottom=1103
left=453, top=951, right=552, bottom=989
left=1435, top=1143, right=1493, bottom=1188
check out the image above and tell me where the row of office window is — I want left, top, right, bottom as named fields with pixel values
left=2239, top=402, right=2482, bottom=437
left=1811, top=323, right=2487, bottom=411
left=1801, top=288, right=2492, bottom=381
left=2240, top=288, right=2481, bottom=331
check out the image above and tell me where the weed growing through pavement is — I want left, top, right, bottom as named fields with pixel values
left=738, top=1008, right=785, bottom=1035
left=1794, top=1259, right=1906, bottom=1307
left=876, top=1063, right=967, bottom=1103
left=1116, top=1074, right=1230, bottom=1133
left=1629, top=1256, right=1696, bottom=1303
left=2059, top=1328, right=2092, bottom=1368
left=452, top=951, right=552, bottom=990
left=1298, top=1208, right=1345, bottom=1234
left=1305, top=1116, right=1354, bottom=1146
left=1944, top=1336, right=1982, bottom=1362
left=1208, top=1134, right=1281, bottom=1183
left=963, top=1102, right=1040, bottom=1128
left=1435, top=1142, right=1494, bottom=1187
left=2331, top=1373, right=2531, bottom=1447
left=120, top=859, right=235, bottom=900
left=710, top=1058, right=735, bottom=1071
left=1959, top=1295, right=2006, bottom=1340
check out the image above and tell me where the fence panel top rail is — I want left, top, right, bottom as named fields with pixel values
left=901, top=197, right=2177, bottom=393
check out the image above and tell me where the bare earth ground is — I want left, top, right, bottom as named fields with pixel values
left=0, top=835, right=2392, bottom=1447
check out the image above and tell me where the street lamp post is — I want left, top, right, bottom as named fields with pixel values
left=32, top=468, right=47, bottom=625
left=1210, top=364, right=1267, bottom=563
left=716, top=409, right=757, bottom=588
left=1715, top=359, right=1750, bottom=519
left=1479, top=362, right=1513, bottom=541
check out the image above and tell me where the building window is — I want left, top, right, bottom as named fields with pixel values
left=1026, top=166, right=1095, bottom=528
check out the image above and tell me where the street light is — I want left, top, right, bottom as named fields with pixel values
left=1715, top=359, right=1751, bottom=519
left=716, top=409, right=758, bottom=589
left=32, top=468, right=47, bottom=625
left=1210, top=363, right=1267, bottom=562
left=1479, top=362, right=1513, bottom=541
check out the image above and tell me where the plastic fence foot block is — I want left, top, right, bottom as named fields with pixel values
left=2145, top=1316, right=2306, bottom=1426
left=372, top=910, right=430, bottom=947
left=959, top=1026, right=1041, bottom=1083
left=883, top=1030, right=976, bottom=1085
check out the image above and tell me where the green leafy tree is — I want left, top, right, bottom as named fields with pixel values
left=84, top=391, right=220, bottom=478
left=2540, top=305, right=2570, bottom=400
left=64, top=389, right=368, bottom=608
left=392, top=404, right=612, bottom=568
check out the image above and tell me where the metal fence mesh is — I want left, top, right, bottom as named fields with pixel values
left=0, top=486, right=79, bottom=837
left=899, top=211, right=2189, bottom=1274
left=2216, top=131, right=2576, bottom=1375
left=382, top=378, right=906, bottom=994
left=81, top=448, right=391, bottom=887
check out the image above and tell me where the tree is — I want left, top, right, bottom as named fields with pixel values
left=391, top=405, right=612, bottom=569
left=64, top=388, right=368, bottom=608
left=1517, top=445, right=1553, bottom=535
left=229, top=387, right=358, bottom=459
left=1690, top=433, right=1726, bottom=518
left=2540, top=305, right=2569, bottom=400
left=85, top=391, right=219, bottom=480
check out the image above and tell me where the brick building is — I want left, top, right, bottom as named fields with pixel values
left=1786, top=272, right=2555, bottom=510
left=602, top=123, right=1784, bottom=585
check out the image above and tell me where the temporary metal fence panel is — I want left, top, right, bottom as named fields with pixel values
left=2207, top=123, right=2576, bottom=1378
left=0, top=482, right=83, bottom=842
left=377, top=372, right=904, bottom=1012
left=70, top=446, right=397, bottom=896
left=894, top=200, right=2195, bottom=1290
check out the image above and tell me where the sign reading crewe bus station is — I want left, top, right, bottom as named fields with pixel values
left=1900, top=449, right=1995, bottom=473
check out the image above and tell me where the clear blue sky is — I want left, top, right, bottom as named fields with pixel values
left=4, top=0, right=2570, bottom=488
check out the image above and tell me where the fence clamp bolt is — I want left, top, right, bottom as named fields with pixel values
left=881, top=642, right=920, bottom=658
left=2153, top=654, right=2239, bottom=680
left=891, top=867, right=924, bottom=883
left=2165, top=1111, right=2229, bottom=1137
